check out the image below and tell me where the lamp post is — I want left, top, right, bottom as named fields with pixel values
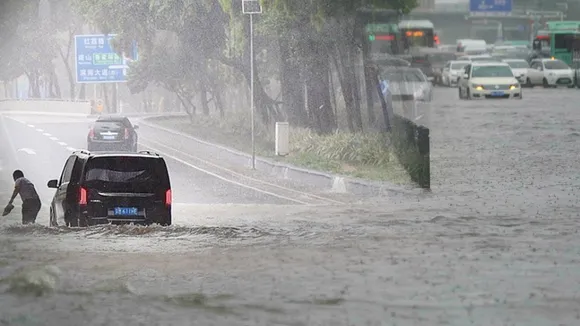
left=242, top=0, right=262, bottom=169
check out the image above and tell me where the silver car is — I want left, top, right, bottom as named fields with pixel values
left=379, top=67, right=433, bottom=102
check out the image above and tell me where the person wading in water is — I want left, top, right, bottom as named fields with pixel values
left=5, top=170, right=41, bottom=224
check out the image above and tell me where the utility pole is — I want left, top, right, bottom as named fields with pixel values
left=242, top=0, right=262, bottom=170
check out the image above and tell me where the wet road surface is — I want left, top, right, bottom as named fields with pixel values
left=1, top=87, right=580, bottom=325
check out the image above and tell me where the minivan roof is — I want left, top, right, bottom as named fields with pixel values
left=73, top=150, right=161, bottom=158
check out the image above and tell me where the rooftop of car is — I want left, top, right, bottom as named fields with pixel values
left=471, top=61, right=510, bottom=66
left=502, top=58, right=527, bottom=62
left=73, top=150, right=161, bottom=158
left=96, top=115, right=129, bottom=121
left=534, top=58, right=564, bottom=62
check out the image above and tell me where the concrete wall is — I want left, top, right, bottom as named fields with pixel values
left=0, top=99, right=91, bottom=115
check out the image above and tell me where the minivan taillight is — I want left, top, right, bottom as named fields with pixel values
left=165, top=189, right=172, bottom=206
left=79, top=187, right=87, bottom=205
left=124, top=128, right=129, bottom=139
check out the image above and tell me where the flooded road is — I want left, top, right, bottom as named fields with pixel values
left=1, top=87, right=580, bottom=325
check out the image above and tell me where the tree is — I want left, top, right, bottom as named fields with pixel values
left=48, top=0, right=85, bottom=98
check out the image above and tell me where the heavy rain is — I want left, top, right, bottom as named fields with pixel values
left=1, top=0, right=580, bottom=325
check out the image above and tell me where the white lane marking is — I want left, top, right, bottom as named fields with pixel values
left=43, top=133, right=52, bottom=137
left=17, top=148, right=36, bottom=155
left=27, top=124, right=35, bottom=128
left=50, top=137, right=58, bottom=141
left=58, top=142, right=67, bottom=146
left=36, top=128, right=44, bottom=132
left=141, top=137, right=345, bottom=205
left=139, top=143, right=311, bottom=205
left=66, top=147, right=76, bottom=152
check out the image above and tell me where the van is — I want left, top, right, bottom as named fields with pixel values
left=47, top=151, right=172, bottom=227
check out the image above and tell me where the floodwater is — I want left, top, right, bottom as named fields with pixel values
left=1, top=87, right=580, bottom=326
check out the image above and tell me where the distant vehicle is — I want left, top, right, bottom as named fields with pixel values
left=374, top=56, right=411, bottom=67
left=524, top=58, right=575, bottom=88
left=379, top=67, right=433, bottom=102
left=399, top=20, right=436, bottom=49
left=493, top=46, right=530, bottom=60
left=87, top=115, right=139, bottom=152
left=458, top=62, right=522, bottom=100
left=405, top=54, right=436, bottom=83
left=457, top=54, right=500, bottom=62
left=502, top=58, right=529, bottom=84
left=456, top=39, right=487, bottom=54
left=411, top=48, right=457, bottom=85
left=531, top=21, right=580, bottom=66
left=364, top=23, right=403, bottom=59
left=47, top=151, right=172, bottom=227
left=441, top=60, right=471, bottom=87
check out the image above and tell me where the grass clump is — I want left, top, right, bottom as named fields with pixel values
left=152, top=113, right=411, bottom=184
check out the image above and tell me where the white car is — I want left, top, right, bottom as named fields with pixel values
left=441, top=60, right=470, bottom=87
left=524, top=58, right=575, bottom=88
left=502, top=59, right=530, bottom=84
left=458, top=62, right=522, bottom=100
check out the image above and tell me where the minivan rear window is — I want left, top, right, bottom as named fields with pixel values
left=83, top=157, right=169, bottom=192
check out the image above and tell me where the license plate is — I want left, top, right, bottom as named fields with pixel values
left=102, top=135, right=115, bottom=140
left=113, top=207, right=138, bottom=216
left=491, top=91, right=504, bottom=96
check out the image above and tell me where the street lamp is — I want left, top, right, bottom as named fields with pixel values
left=242, top=0, right=262, bottom=170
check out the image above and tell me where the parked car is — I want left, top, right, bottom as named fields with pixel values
left=409, top=48, right=457, bottom=85
left=47, top=151, right=172, bottom=227
left=87, top=115, right=139, bottom=152
left=441, top=60, right=470, bottom=87
left=457, top=62, right=522, bottom=100
left=524, top=58, right=575, bottom=88
left=502, top=58, right=530, bottom=84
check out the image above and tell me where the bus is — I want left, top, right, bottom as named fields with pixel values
left=364, top=23, right=403, bottom=61
left=398, top=20, right=435, bottom=49
left=532, top=21, right=580, bottom=65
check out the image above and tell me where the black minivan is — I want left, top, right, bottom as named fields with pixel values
left=47, top=150, right=172, bottom=227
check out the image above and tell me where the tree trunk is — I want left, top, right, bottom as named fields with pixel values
left=58, top=29, right=76, bottom=99
left=278, top=34, right=307, bottom=126
left=78, top=84, right=86, bottom=99
left=305, top=42, right=336, bottom=134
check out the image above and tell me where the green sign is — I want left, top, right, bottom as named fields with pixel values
left=92, top=53, right=123, bottom=65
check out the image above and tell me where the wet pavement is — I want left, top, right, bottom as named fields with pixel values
left=1, top=87, right=580, bottom=325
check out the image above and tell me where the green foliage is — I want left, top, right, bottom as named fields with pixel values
left=290, top=129, right=393, bottom=167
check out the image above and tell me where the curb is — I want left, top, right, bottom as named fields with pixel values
left=138, top=115, right=424, bottom=197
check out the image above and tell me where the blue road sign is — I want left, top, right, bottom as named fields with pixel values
left=74, top=34, right=138, bottom=84
left=470, top=0, right=512, bottom=16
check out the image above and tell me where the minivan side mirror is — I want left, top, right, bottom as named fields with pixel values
left=47, top=179, right=58, bottom=188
